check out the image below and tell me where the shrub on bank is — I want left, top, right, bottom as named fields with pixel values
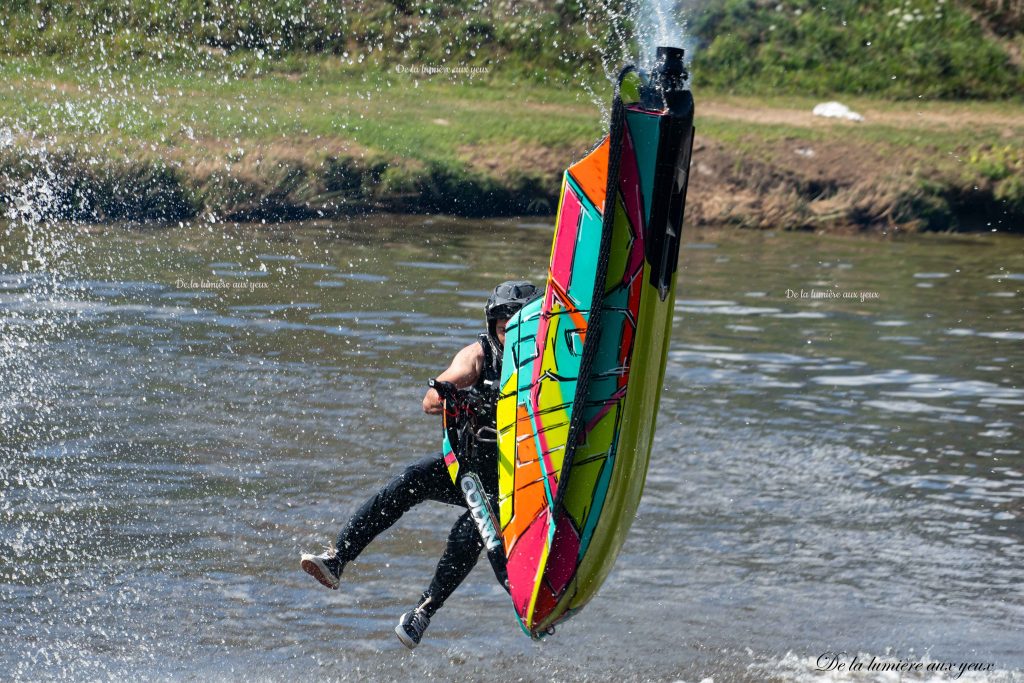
left=2, top=0, right=1021, bottom=97
left=0, top=146, right=559, bottom=223
left=688, top=0, right=1023, bottom=99
left=0, top=0, right=625, bottom=85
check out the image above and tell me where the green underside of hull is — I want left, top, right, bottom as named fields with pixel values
left=536, top=264, right=679, bottom=632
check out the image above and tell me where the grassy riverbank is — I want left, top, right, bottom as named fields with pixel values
left=1, top=54, right=1022, bottom=232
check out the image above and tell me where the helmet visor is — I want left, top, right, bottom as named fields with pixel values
left=488, top=303, right=521, bottom=321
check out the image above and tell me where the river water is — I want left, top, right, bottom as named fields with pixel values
left=1, top=216, right=1022, bottom=682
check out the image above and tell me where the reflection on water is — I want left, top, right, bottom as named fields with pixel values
left=1, top=217, right=1023, bottom=681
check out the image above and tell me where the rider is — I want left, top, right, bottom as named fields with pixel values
left=300, top=280, right=541, bottom=649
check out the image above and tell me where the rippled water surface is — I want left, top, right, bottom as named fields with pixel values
left=2, top=216, right=1022, bottom=682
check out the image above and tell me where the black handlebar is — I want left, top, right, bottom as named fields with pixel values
left=429, top=378, right=491, bottom=418
left=428, top=378, right=458, bottom=401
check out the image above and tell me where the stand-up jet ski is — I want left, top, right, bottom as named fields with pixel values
left=495, top=46, right=696, bottom=637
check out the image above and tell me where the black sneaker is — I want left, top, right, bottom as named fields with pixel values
left=300, top=550, right=342, bottom=590
left=395, top=597, right=433, bottom=649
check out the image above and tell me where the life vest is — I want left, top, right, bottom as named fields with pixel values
left=458, top=333, right=500, bottom=496
left=469, top=333, right=501, bottom=439
left=476, top=333, right=502, bottom=386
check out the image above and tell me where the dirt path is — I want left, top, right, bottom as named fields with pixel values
left=699, top=99, right=1024, bottom=131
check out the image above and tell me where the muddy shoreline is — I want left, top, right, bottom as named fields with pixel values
left=1, top=133, right=1021, bottom=234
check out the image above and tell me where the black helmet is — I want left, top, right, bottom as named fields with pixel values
left=485, top=280, right=541, bottom=353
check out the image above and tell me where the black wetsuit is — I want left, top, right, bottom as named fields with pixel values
left=333, top=334, right=501, bottom=616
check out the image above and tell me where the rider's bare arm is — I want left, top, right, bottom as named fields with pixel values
left=422, top=342, right=485, bottom=414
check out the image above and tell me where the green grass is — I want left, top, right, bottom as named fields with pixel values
left=0, top=53, right=610, bottom=221
left=0, top=55, right=605, bottom=162
left=697, top=112, right=1021, bottom=163
left=9, top=48, right=1018, bottom=170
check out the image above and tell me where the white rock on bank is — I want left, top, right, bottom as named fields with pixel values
left=812, top=101, right=865, bottom=122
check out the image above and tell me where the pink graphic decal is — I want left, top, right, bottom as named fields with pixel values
left=618, top=131, right=646, bottom=281
left=528, top=288, right=555, bottom=498
left=507, top=509, right=550, bottom=616
left=545, top=514, right=581, bottom=596
left=550, top=186, right=583, bottom=287
left=528, top=378, right=557, bottom=501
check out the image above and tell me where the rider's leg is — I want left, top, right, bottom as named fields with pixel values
left=334, top=453, right=461, bottom=563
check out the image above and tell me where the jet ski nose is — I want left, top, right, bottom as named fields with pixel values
left=655, top=46, right=686, bottom=77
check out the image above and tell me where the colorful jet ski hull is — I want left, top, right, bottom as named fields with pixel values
left=496, top=48, right=695, bottom=637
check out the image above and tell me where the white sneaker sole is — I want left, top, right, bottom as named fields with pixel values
left=395, top=615, right=418, bottom=650
left=300, top=554, right=339, bottom=590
